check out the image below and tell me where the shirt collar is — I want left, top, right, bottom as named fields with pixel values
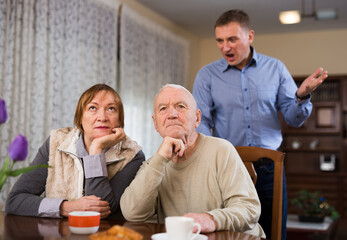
left=222, top=46, right=257, bottom=72
left=76, top=134, right=89, bottom=158
left=76, top=134, right=109, bottom=158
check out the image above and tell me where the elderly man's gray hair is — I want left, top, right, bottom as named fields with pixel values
left=154, top=84, right=198, bottom=110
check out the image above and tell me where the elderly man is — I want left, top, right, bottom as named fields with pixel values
left=120, top=84, right=265, bottom=237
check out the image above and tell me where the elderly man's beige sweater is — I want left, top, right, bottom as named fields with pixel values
left=120, top=134, right=265, bottom=238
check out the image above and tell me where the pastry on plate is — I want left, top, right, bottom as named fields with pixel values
left=89, top=225, right=143, bottom=240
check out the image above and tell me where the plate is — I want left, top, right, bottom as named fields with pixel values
left=151, top=232, right=208, bottom=240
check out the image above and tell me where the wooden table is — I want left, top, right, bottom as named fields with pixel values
left=0, top=212, right=264, bottom=240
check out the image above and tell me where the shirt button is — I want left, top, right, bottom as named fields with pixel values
left=246, top=107, right=249, bottom=110
left=244, top=88, right=247, bottom=91
left=248, top=125, right=250, bottom=128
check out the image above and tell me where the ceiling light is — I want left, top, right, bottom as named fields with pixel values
left=279, top=10, right=301, bottom=24
left=279, top=0, right=337, bottom=24
left=315, top=9, right=337, bottom=20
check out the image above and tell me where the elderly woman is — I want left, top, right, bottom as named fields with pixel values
left=6, top=84, right=145, bottom=219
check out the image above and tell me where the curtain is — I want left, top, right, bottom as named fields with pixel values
left=0, top=0, right=119, bottom=203
left=0, top=0, right=190, bottom=205
left=120, top=6, right=190, bottom=158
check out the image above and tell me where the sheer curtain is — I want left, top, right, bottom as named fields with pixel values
left=0, top=0, right=190, bottom=204
left=0, top=0, right=119, bottom=202
left=120, top=6, right=190, bottom=158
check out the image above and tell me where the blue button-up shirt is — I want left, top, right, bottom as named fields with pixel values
left=193, top=48, right=312, bottom=150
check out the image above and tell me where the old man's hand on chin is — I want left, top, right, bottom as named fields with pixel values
left=157, top=136, right=186, bottom=163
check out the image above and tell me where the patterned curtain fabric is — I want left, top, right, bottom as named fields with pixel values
left=0, top=0, right=119, bottom=203
left=120, top=6, right=190, bottom=158
left=0, top=0, right=190, bottom=205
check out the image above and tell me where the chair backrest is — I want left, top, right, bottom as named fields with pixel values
left=235, top=146, right=285, bottom=240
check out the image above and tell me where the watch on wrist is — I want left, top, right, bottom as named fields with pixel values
left=296, top=91, right=311, bottom=100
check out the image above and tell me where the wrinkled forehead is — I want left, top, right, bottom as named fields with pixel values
left=154, top=87, right=197, bottom=112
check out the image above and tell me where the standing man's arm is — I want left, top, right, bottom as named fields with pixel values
left=193, top=68, right=213, bottom=136
left=296, top=67, right=328, bottom=98
left=278, top=66, right=327, bottom=127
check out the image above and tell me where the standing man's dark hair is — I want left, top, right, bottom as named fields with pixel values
left=193, top=8, right=328, bottom=240
left=215, top=9, right=251, bottom=30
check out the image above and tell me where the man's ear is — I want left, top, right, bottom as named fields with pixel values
left=248, top=29, right=254, bottom=44
left=152, top=114, right=159, bottom=132
left=195, top=109, right=201, bottom=128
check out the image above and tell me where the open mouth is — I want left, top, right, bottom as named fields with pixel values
left=225, top=53, right=235, bottom=60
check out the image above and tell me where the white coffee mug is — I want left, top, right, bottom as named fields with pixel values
left=165, top=216, right=201, bottom=240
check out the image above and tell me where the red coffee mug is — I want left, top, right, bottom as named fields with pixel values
left=68, top=211, right=100, bottom=234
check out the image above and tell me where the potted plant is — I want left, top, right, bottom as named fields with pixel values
left=291, top=189, right=339, bottom=223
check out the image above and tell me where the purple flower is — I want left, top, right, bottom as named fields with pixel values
left=8, top=134, right=28, bottom=161
left=0, top=97, right=8, bottom=124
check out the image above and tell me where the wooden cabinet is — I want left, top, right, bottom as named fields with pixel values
left=284, top=102, right=340, bottom=134
left=281, top=76, right=347, bottom=218
left=342, top=79, right=347, bottom=163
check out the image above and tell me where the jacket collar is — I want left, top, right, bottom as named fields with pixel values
left=57, top=127, right=136, bottom=165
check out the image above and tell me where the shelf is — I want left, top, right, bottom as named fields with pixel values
left=283, top=131, right=341, bottom=136
left=287, top=76, right=347, bottom=219
left=286, top=172, right=347, bottom=178
left=284, top=148, right=340, bottom=153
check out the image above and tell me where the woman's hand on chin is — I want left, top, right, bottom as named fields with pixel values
left=88, top=128, right=126, bottom=155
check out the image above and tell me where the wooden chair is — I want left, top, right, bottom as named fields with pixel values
left=235, top=146, right=285, bottom=240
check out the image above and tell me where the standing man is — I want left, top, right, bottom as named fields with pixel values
left=193, top=9, right=327, bottom=240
